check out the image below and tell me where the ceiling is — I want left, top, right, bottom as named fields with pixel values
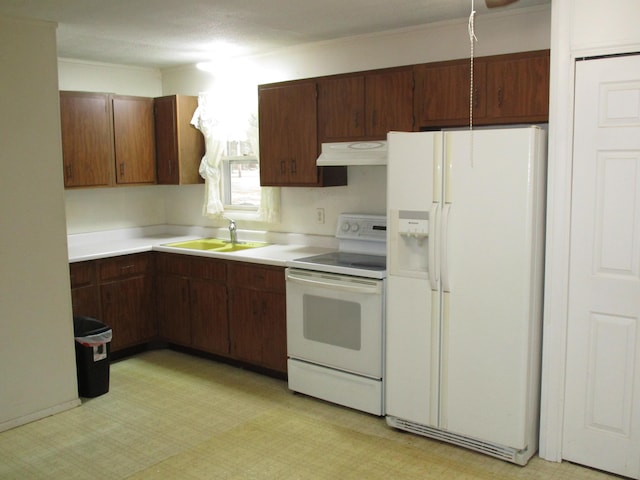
left=0, top=0, right=549, bottom=69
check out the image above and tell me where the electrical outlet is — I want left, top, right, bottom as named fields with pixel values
left=316, top=208, right=325, bottom=224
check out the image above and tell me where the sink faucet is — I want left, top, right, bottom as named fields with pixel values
left=226, top=217, right=238, bottom=244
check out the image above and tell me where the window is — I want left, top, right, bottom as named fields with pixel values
left=221, top=139, right=260, bottom=210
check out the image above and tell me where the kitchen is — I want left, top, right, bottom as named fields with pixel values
left=1, top=1, right=640, bottom=478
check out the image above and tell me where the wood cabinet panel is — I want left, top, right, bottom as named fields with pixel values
left=69, top=261, right=100, bottom=319
left=484, top=50, right=550, bottom=123
left=229, top=288, right=286, bottom=372
left=258, top=80, right=347, bottom=187
left=60, top=92, right=114, bottom=188
left=414, top=59, right=487, bottom=127
left=228, top=262, right=287, bottom=373
left=112, top=95, right=156, bottom=184
left=190, top=278, right=228, bottom=355
left=259, top=81, right=319, bottom=186
left=155, top=253, right=228, bottom=354
left=317, top=68, right=414, bottom=142
left=99, top=253, right=152, bottom=281
left=154, top=95, right=204, bottom=185
left=101, top=275, right=155, bottom=351
left=318, top=76, right=365, bottom=140
left=365, top=69, right=414, bottom=137
left=96, top=253, right=155, bottom=352
left=60, top=91, right=157, bottom=188
left=228, top=262, right=285, bottom=292
left=156, top=273, right=191, bottom=346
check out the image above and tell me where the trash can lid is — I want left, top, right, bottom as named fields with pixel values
left=73, top=316, right=110, bottom=337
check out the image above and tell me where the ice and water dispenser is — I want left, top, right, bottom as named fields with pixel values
left=389, top=209, right=431, bottom=278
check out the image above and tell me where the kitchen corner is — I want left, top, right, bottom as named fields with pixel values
left=67, top=224, right=338, bottom=375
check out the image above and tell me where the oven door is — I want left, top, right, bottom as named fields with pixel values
left=285, top=267, right=384, bottom=379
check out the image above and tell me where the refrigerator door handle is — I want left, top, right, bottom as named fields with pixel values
left=441, top=203, right=451, bottom=292
left=429, top=202, right=441, bottom=291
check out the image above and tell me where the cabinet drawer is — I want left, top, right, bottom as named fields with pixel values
left=99, top=253, right=152, bottom=281
left=228, top=263, right=285, bottom=292
left=69, top=261, right=96, bottom=288
left=189, top=257, right=226, bottom=281
left=155, top=252, right=191, bottom=276
left=155, top=253, right=226, bottom=281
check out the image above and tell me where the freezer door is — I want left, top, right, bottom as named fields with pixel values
left=439, top=127, right=546, bottom=449
left=385, top=276, right=440, bottom=426
left=386, top=131, right=443, bottom=426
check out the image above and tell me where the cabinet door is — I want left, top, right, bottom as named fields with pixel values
left=101, top=275, right=154, bottom=351
left=317, top=76, right=365, bottom=141
left=484, top=50, right=550, bottom=123
left=112, top=95, right=157, bottom=184
left=258, top=290, right=287, bottom=373
left=230, top=289, right=287, bottom=372
left=228, top=263, right=287, bottom=373
left=154, top=95, right=180, bottom=184
left=258, top=81, right=319, bottom=186
left=70, top=286, right=100, bottom=319
left=69, top=261, right=100, bottom=318
left=414, top=60, right=486, bottom=128
left=60, top=92, right=114, bottom=188
left=365, top=69, right=414, bottom=137
left=156, top=274, right=191, bottom=346
left=190, top=278, right=229, bottom=355
left=154, top=95, right=204, bottom=185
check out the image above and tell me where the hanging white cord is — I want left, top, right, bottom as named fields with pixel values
left=468, top=1, right=477, bottom=130
left=468, top=0, right=478, bottom=166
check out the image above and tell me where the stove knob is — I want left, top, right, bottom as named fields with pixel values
left=341, top=222, right=351, bottom=232
left=351, top=223, right=360, bottom=232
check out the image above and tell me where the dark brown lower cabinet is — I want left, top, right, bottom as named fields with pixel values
left=228, top=262, right=287, bottom=374
left=70, top=252, right=286, bottom=374
left=155, top=253, right=229, bottom=356
left=97, top=253, right=155, bottom=352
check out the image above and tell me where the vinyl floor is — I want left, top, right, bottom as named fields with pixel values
left=0, top=350, right=622, bottom=479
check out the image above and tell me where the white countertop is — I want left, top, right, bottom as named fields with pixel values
left=67, top=225, right=337, bottom=267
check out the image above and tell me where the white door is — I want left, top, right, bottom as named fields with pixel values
left=563, top=54, right=640, bottom=479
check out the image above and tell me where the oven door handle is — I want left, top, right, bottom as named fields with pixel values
left=286, top=271, right=382, bottom=295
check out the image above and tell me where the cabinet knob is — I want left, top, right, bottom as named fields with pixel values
left=119, top=163, right=125, bottom=176
left=280, top=160, right=286, bottom=174
left=497, top=87, right=504, bottom=107
left=290, top=160, right=297, bottom=174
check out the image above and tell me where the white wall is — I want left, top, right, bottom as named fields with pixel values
left=540, top=0, right=640, bottom=462
left=0, top=16, right=80, bottom=431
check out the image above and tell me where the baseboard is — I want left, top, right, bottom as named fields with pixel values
left=0, top=398, right=81, bottom=433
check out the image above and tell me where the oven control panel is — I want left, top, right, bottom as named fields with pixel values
left=336, top=213, right=387, bottom=242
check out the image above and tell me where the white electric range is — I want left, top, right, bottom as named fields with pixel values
left=285, top=213, right=387, bottom=415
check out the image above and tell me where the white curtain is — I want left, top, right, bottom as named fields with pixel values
left=191, top=91, right=280, bottom=222
left=191, top=92, right=225, bottom=218
left=246, top=113, right=280, bottom=223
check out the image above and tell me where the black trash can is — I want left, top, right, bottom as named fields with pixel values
left=73, top=316, right=112, bottom=398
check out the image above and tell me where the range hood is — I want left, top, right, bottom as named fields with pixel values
left=316, top=141, right=387, bottom=166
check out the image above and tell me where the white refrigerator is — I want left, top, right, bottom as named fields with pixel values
left=385, top=127, right=546, bottom=465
